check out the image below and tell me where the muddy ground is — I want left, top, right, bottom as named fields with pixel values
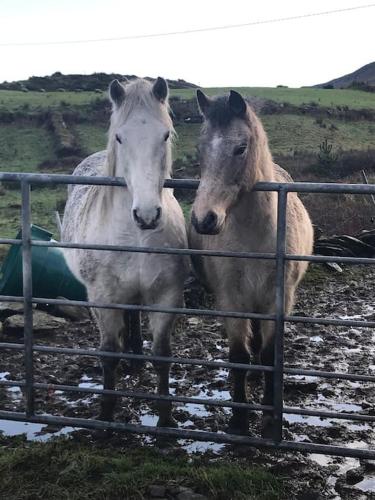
left=0, top=264, right=374, bottom=499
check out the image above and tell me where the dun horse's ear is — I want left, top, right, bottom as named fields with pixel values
left=229, top=90, right=247, bottom=117
left=153, top=77, right=168, bottom=102
left=109, top=79, right=126, bottom=107
left=196, top=89, right=211, bottom=116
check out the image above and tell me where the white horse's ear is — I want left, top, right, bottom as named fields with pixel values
left=229, top=90, right=247, bottom=117
left=109, top=79, right=126, bottom=107
left=196, top=89, right=211, bottom=117
left=153, top=77, right=168, bottom=102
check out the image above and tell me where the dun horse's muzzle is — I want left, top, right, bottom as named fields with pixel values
left=191, top=210, right=221, bottom=235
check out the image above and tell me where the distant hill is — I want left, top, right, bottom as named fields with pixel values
left=314, top=62, right=375, bottom=90
left=0, top=72, right=198, bottom=92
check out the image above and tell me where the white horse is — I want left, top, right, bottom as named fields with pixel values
left=62, top=78, right=189, bottom=426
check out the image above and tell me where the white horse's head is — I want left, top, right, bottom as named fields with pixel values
left=107, top=77, right=173, bottom=230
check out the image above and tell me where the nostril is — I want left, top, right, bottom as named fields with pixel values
left=191, top=211, right=198, bottom=227
left=204, top=211, right=217, bottom=229
left=133, top=208, right=141, bottom=223
left=155, top=206, right=162, bottom=222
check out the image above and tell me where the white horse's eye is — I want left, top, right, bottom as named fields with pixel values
left=115, top=134, right=122, bottom=144
left=164, top=131, right=170, bottom=142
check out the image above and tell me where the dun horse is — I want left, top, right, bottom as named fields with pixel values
left=62, top=78, right=188, bottom=426
left=190, top=90, right=313, bottom=437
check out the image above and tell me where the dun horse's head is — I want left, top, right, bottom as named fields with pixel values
left=109, top=77, right=172, bottom=230
left=191, top=90, right=260, bottom=235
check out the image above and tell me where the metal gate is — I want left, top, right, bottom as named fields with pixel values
left=0, top=171, right=374, bottom=459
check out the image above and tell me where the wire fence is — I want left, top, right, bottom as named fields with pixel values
left=0, top=171, right=375, bottom=459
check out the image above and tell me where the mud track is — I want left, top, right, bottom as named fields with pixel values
left=1, top=265, right=374, bottom=498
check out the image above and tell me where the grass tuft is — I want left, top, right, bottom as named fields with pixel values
left=0, top=438, right=285, bottom=500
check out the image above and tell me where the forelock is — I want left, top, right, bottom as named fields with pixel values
left=205, top=95, right=250, bottom=128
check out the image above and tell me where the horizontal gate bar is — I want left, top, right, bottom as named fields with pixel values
left=285, top=314, right=375, bottom=328
left=0, top=294, right=278, bottom=321
left=1, top=238, right=375, bottom=267
left=0, top=379, right=373, bottom=423
left=33, top=382, right=271, bottom=412
left=0, top=410, right=374, bottom=459
left=284, top=367, right=375, bottom=383
left=0, top=378, right=271, bottom=412
left=1, top=342, right=374, bottom=383
left=1, top=171, right=375, bottom=195
left=1, top=294, right=374, bottom=328
left=0, top=342, right=274, bottom=372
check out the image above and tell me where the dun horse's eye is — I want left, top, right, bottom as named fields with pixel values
left=164, top=131, right=170, bottom=141
left=233, top=145, right=247, bottom=156
left=115, top=134, right=122, bottom=144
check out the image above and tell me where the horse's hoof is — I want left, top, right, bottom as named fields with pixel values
left=157, top=416, right=179, bottom=428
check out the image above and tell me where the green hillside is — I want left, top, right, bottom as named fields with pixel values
left=1, top=86, right=375, bottom=111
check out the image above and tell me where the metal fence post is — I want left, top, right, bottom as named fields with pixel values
left=273, top=188, right=287, bottom=442
left=21, top=180, right=34, bottom=416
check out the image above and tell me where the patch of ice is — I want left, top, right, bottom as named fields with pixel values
left=78, top=375, right=103, bottom=390
left=178, top=439, right=225, bottom=454
left=339, top=314, right=362, bottom=320
left=284, top=413, right=333, bottom=427
left=0, top=419, right=78, bottom=441
left=330, top=402, right=362, bottom=412
left=355, top=477, right=375, bottom=493
left=140, top=412, right=158, bottom=427
left=310, top=336, right=323, bottom=343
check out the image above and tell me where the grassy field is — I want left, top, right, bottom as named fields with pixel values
left=172, top=86, right=375, bottom=110
left=262, top=115, right=375, bottom=154
left=0, top=124, right=56, bottom=172
left=74, top=118, right=375, bottom=161
left=1, top=86, right=375, bottom=111
left=0, top=437, right=285, bottom=500
left=0, top=90, right=101, bottom=110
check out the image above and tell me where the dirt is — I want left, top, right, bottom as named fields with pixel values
left=0, top=264, right=374, bottom=499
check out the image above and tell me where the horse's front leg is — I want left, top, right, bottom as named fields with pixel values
left=148, top=308, right=179, bottom=428
left=94, top=308, right=125, bottom=421
left=226, top=317, right=252, bottom=435
left=123, top=311, right=144, bottom=373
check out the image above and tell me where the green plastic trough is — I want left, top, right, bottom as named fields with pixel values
left=0, top=225, right=87, bottom=301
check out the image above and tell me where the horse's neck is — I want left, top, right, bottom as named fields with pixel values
left=232, top=159, right=277, bottom=227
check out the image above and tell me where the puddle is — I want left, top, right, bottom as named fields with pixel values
left=178, top=438, right=225, bottom=454
left=0, top=418, right=78, bottom=441
left=287, top=375, right=319, bottom=383
left=140, top=412, right=158, bottom=427
left=285, top=413, right=333, bottom=427
left=78, top=374, right=103, bottom=390
left=330, top=402, right=362, bottom=412
left=355, top=476, right=375, bottom=492
left=339, top=314, right=363, bottom=320
left=7, top=386, right=23, bottom=401
left=310, top=336, right=323, bottom=343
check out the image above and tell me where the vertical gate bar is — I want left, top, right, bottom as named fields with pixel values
left=21, top=180, right=34, bottom=416
left=273, top=188, right=288, bottom=442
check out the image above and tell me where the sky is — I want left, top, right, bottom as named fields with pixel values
left=0, top=0, right=374, bottom=87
